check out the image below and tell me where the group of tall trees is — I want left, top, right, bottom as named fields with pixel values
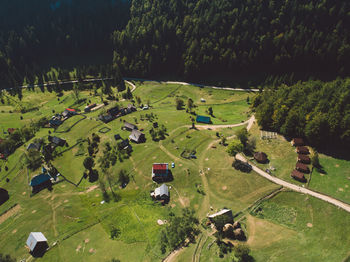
left=112, top=0, right=349, bottom=83
left=0, top=0, right=130, bottom=90
left=253, top=78, right=350, bottom=149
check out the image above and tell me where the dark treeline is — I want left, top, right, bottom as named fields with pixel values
left=253, top=78, right=350, bottom=150
left=0, top=0, right=131, bottom=89
left=112, top=0, right=350, bottom=84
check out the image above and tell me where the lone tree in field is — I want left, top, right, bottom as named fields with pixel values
left=187, top=98, right=194, bottom=112
left=176, top=98, right=184, bottom=110
left=227, top=140, right=244, bottom=156
left=235, top=128, right=249, bottom=147
left=208, top=106, right=213, bottom=116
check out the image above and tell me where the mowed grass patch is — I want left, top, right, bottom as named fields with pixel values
left=250, top=191, right=350, bottom=262
left=309, top=154, right=350, bottom=203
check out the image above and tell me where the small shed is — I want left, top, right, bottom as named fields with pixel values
left=291, top=138, right=304, bottom=147
left=114, top=134, right=122, bottom=141
left=26, top=232, right=49, bottom=256
left=297, top=146, right=309, bottom=155
left=196, top=115, right=211, bottom=124
left=0, top=188, right=9, bottom=206
left=291, top=170, right=307, bottom=182
left=124, top=122, right=137, bottom=131
left=297, top=154, right=311, bottom=164
left=129, top=130, right=145, bottom=143
left=253, top=152, right=268, bottom=163
left=296, top=162, right=310, bottom=173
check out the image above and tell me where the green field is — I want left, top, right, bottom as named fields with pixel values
left=1, top=82, right=350, bottom=262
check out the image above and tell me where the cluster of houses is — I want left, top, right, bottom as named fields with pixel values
left=291, top=138, right=311, bottom=182
left=49, top=108, right=77, bottom=127
left=122, top=122, right=146, bottom=144
left=99, top=104, right=137, bottom=123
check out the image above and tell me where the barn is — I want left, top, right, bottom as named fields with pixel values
left=26, top=232, right=49, bottom=257
left=0, top=188, right=9, bottom=206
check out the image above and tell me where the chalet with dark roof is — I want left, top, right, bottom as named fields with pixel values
left=254, top=152, right=268, bottom=163
left=99, top=114, right=114, bottom=123
left=291, top=138, right=304, bottom=146
left=296, top=162, right=310, bottom=173
left=296, top=146, right=309, bottom=154
left=291, top=169, right=307, bottom=182
left=297, top=154, right=311, bottom=164
left=108, top=106, right=120, bottom=116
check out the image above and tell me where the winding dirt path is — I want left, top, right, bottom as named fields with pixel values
left=236, top=154, right=350, bottom=213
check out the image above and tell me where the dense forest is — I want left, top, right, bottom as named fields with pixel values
left=112, top=0, right=350, bottom=83
left=253, top=78, right=350, bottom=149
left=0, top=0, right=131, bottom=89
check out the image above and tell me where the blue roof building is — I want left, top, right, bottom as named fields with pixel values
left=196, top=115, right=211, bottom=124
left=30, top=174, right=51, bottom=187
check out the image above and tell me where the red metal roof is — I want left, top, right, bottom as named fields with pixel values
left=153, top=164, right=168, bottom=170
left=66, top=108, right=76, bottom=112
left=7, top=128, right=16, bottom=134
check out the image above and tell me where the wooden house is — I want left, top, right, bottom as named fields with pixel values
left=297, top=154, right=311, bottom=164
left=296, top=162, right=310, bottom=173
left=297, top=146, right=309, bottom=154
left=253, top=152, right=268, bottom=163
left=291, top=169, right=307, bottom=182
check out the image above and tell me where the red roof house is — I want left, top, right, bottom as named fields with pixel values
left=297, top=154, right=311, bottom=164
left=296, top=146, right=309, bottom=154
left=152, top=163, right=169, bottom=181
left=66, top=108, right=76, bottom=112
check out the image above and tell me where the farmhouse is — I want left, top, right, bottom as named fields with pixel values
left=297, top=146, right=309, bottom=154
left=253, top=152, right=268, bottom=163
left=291, top=138, right=304, bottom=146
left=208, top=209, right=233, bottom=223
left=99, top=114, right=114, bottom=123
left=152, top=163, right=169, bottom=182
left=0, top=188, right=9, bottom=206
left=151, top=184, right=169, bottom=201
left=124, top=122, right=137, bottom=131
left=30, top=173, right=52, bottom=193
left=291, top=169, right=307, bottom=182
left=296, top=162, right=310, bottom=173
left=297, top=154, right=311, bottom=164
left=62, top=108, right=76, bottom=118
left=108, top=106, right=120, bottom=116
left=129, top=129, right=146, bottom=143
left=26, top=232, right=49, bottom=257
left=196, top=115, right=211, bottom=124
left=48, top=136, right=66, bottom=147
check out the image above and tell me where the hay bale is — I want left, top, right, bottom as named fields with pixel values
left=233, top=221, right=241, bottom=229
left=234, top=228, right=245, bottom=240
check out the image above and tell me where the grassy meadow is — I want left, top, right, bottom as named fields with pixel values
left=0, top=81, right=350, bottom=262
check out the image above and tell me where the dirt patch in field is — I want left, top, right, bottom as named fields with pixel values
left=76, top=244, right=82, bottom=252
left=205, top=158, right=209, bottom=161
left=64, top=200, right=69, bottom=203
left=345, top=185, right=349, bottom=188
left=12, top=229, right=17, bottom=234
left=61, top=185, right=66, bottom=188
left=0, top=205, right=21, bottom=225
left=338, top=188, right=344, bottom=192
left=171, top=204, right=176, bottom=208
left=179, top=164, right=183, bottom=167
left=153, top=156, right=156, bottom=159
left=95, top=194, right=99, bottom=197
left=335, top=164, right=339, bottom=167
left=135, top=186, right=139, bottom=190
left=22, top=192, right=26, bottom=195
left=85, top=239, right=90, bottom=244
left=32, top=210, right=37, bottom=214
left=307, top=223, right=313, bottom=228
left=222, top=186, right=227, bottom=191
left=89, top=248, right=95, bottom=253
left=180, top=138, right=184, bottom=141
left=86, top=185, right=98, bottom=193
